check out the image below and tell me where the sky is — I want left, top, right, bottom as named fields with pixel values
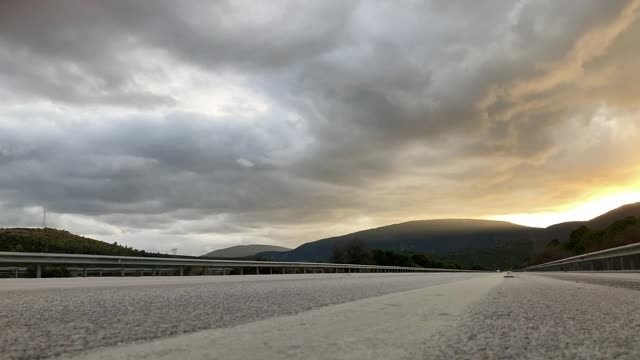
left=1, top=0, right=640, bottom=255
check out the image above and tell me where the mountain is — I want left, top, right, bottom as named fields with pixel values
left=534, top=215, right=640, bottom=265
left=257, top=219, right=550, bottom=269
left=256, top=202, right=640, bottom=269
left=530, top=202, right=640, bottom=265
left=543, top=202, right=640, bottom=238
left=201, top=244, right=290, bottom=258
left=545, top=221, right=585, bottom=239
left=586, top=202, right=640, bottom=229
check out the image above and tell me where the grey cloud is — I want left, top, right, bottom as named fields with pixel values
left=1, top=1, right=640, bottom=252
left=0, top=0, right=356, bottom=106
left=275, top=0, right=633, bottom=188
left=0, top=111, right=366, bottom=231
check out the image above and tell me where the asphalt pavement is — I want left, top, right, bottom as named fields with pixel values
left=4, top=272, right=640, bottom=360
left=426, top=272, right=640, bottom=359
left=0, top=272, right=483, bottom=360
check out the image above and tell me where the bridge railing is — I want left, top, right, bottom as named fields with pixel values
left=0, top=251, right=473, bottom=278
left=525, top=242, right=640, bottom=271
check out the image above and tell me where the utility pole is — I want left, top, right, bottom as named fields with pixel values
left=171, top=248, right=178, bottom=256
left=42, top=209, right=47, bottom=228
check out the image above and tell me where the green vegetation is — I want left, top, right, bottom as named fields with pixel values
left=201, top=244, right=290, bottom=258
left=329, top=239, right=483, bottom=270
left=530, top=238, right=573, bottom=265
left=329, top=239, right=371, bottom=264
left=533, top=216, right=640, bottom=264
left=23, top=265, right=71, bottom=278
left=370, top=249, right=482, bottom=269
left=0, top=228, right=156, bottom=256
left=441, top=239, right=537, bottom=271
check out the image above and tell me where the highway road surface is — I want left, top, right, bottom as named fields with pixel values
left=3, top=272, right=640, bottom=359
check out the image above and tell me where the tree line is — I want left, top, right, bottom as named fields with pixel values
left=329, top=238, right=483, bottom=270
left=533, top=216, right=640, bottom=264
left=0, top=228, right=163, bottom=257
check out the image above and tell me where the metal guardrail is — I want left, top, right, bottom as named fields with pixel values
left=0, top=266, right=26, bottom=278
left=0, top=251, right=473, bottom=278
left=525, top=242, right=640, bottom=271
left=0, top=266, right=186, bottom=278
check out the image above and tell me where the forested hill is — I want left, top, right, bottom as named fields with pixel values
left=0, top=228, right=156, bottom=256
left=257, top=203, right=640, bottom=269
left=201, top=244, right=290, bottom=258
left=255, top=219, right=549, bottom=269
left=533, top=216, right=640, bottom=264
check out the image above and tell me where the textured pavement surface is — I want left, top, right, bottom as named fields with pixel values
left=70, top=273, right=503, bottom=360
left=0, top=272, right=482, bottom=360
left=426, top=272, right=640, bottom=359
left=5, top=272, right=640, bottom=360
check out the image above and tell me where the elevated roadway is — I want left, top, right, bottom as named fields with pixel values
left=4, top=272, right=640, bottom=359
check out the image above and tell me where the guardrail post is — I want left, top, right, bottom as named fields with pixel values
left=36, top=264, right=42, bottom=278
left=152, top=266, right=157, bottom=276
left=82, top=265, right=87, bottom=277
left=179, top=267, right=184, bottom=276
left=270, top=267, right=273, bottom=275
left=99, top=269, right=103, bottom=277
left=202, top=267, right=207, bottom=276
left=121, top=267, right=125, bottom=277
left=257, top=267, right=260, bottom=275
left=282, top=267, right=285, bottom=274
left=14, top=268, right=19, bottom=279
left=240, top=267, right=244, bottom=275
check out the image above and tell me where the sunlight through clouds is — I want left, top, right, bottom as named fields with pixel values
left=491, top=191, right=640, bottom=228
left=1, top=1, right=639, bottom=253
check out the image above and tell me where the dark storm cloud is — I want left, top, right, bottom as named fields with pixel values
left=0, top=0, right=356, bottom=105
left=0, top=112, right=365, bottom=229
left=1, top=0, right=640, bottom=253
